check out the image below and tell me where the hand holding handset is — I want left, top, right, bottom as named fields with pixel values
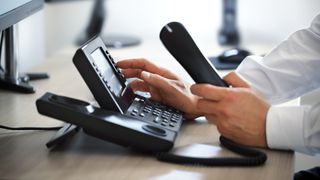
left=158, top=22, right=267, bottom=166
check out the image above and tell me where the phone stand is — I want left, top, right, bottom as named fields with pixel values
left=46, top=123, right=80, bottom=148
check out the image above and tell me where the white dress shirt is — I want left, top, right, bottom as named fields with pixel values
left=235, top=14, right=320, bottom=155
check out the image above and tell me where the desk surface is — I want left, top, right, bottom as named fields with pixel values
left=0, top=40, right=293, bottom=180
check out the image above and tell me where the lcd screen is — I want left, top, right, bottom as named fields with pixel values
left=91, top=48, right=123, bottom=96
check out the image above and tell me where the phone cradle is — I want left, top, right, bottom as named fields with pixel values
left=36, top=92, right=177, bottom=152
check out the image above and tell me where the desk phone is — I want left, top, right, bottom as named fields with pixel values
left=36, top=23, right=266, bottom=166
left=36, top=37, right=184, bottom=152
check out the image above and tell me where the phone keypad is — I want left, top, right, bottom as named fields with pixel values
left=126, top=96, right=183, bottom=131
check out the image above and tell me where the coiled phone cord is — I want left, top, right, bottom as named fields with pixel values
left=156, top=136, right=267, bottom=166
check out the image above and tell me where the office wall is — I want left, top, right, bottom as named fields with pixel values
left=43, top=0, right=320, bottom=56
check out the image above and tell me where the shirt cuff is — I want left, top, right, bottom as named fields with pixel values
left=266, top=106, right=305, bottom=150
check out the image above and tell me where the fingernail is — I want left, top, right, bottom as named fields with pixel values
left=141, top=71, right=150, bottom=79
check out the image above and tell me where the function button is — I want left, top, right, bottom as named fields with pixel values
left=130, top=112, right=137, bottom=116
left=92, top=62, right=96, bottom=67
left=132, top=109, right=138, bottom=113
left=120, top=74, right=126, bottom=79
left=105, top=83, right=111, bottom=88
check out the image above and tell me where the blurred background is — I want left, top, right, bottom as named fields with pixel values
left=16, top=0, right=320, bottom=172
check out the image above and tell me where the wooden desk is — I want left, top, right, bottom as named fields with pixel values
left=0, top=40, right=293, bottom=179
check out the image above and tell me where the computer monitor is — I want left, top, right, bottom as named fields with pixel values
left=0, top=0, right=48, bottom=93
left=45, top=0, right=141, bottom=48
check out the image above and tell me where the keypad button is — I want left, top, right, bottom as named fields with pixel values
left=139, top=113, right=145, bottom=117
left=162, top=119, right=168, bottom=123
left=143, top=109, right=151, bottom=113
left=170, top=119, right=178, bottom=123
left=152, top=112, right=160, bottom=116
left=161, top=115, right=169, bottom=120
left=153, top=117, right=160, bottom=123
left=161, top=122, right=167, bottom=126
left=132, top=109, right=138, bottom=113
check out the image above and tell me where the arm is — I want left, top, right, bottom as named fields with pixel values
left=235, top=14, right=320, bottom=154
left=236, top=14, right=320, bottom=104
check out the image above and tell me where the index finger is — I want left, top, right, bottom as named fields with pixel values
left=223, top=72, right=250, bottom=88
left=116, top=59, right=177, bottom=79
left=190, top=84, right=228, bottom=101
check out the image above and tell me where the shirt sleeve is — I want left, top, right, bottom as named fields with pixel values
left=235, top=14, right=320, bottom=154
left=236, top=13, right=320, bottom=105
left=266, top=105, right=320, bottom=155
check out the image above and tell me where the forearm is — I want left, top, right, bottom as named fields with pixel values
left=236, top=14, right=320, bottom=104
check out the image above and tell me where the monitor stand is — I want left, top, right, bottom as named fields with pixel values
left=76, top=0, right=141, bottom=48
left=0, top=25, right=49, bottom=93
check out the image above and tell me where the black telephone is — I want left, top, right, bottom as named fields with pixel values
left=36, top=23, right=267, bottom=166
left=36, top=37, right=184, bottom=152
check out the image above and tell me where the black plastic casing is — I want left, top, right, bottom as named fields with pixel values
left=160, top=22, right=228, bottom=87
left=73, top=37, right=135, bottom=114
left=36, top=93, right=176, bottom=152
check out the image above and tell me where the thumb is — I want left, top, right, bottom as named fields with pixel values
left=223, top=72, right=250, bottom=88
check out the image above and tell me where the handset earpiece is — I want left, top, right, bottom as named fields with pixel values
left=160, top=22, right=228, bottom=87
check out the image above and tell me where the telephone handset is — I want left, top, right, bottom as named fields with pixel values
left=36, top=37, right=184, bottom=152
left=157, top=22, right=267, bottom=166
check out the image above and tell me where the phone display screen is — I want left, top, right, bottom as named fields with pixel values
left=91, top=48, right=123, bottom=96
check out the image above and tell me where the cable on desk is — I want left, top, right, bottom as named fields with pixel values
left=156, top=136, right=267, bottom=166
left=0, top=124, right=62, bottom=131
left=0, top=32, right=4, bottom=72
